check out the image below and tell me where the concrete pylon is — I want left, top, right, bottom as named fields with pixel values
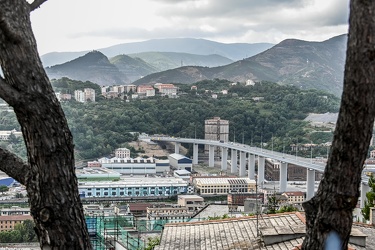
left=306, top=169, right=315, bottom=200
left=193, top=144, right=198, bottom=164
left=279, top=162, right=288, bottom=193
left=258, top=156, right=265, bottom=186
left=174, top=142, right=180, bottom=154
left=209, top=145, right=215, bottom=167
left=221, top=147, right=228, bottom=172
left=248, top=154, right=255, bottom=180
left=239, top=151, right=246, bottom=177
left=231, top=149, right=237, bottom=174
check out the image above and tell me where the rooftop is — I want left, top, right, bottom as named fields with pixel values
left=155, top=212, right=375, bottom=250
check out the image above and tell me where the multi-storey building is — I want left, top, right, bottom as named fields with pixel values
left=204, top=117, right=229, bottom=154
left=282, top=191, right=305, bottom=204
left=74, top=88, right=96, bottom=102
left=193, top=177, right=256, bottom=196
left=84, top=88, right=95, bottom=102
left=115, top=148, right=131, bottom=158
left=0, top=215, right=33, bottom=231
left=146, top=205, right=195, bottom=230
left=154, top=83, right=178, bottom=96
left=137, top=85, right=155, bottom=97
left=177, top=195, right=204, bottom=211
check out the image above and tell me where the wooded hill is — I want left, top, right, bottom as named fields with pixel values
left=0, top=78, right=339, bottom=161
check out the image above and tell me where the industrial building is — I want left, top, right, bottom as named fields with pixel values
left=173, top=169, right=191, bottom=182
left=98, top=157, right=170, bottom=175
left=76, top=167, right=121, bottom=181
left=78, top=177, right=188, bottom=198
left=168, top=153, right=193, bottom=172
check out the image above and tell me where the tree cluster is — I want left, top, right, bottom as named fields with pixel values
left=0, top=220, right=36, bottom=243
left=0, top=79, right=339, bottom=161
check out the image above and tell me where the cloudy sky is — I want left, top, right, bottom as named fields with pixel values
left=30, top=0, right=350, bottom=55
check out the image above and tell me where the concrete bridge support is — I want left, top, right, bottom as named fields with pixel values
left=192, top=144, right=198, bottom=165
left=231, top=149, right=237, bottom=174
left=279, top=162, right=288, bottom=193
left=174, top=142, right=180, bottom=154
left=221, top=147, right=228, bottom=172
left=248, top=154, right=255, bottom=180
left=239, top=151, right=246, bottom=177
left=361, top=182, right=371, bottom=208
left=306, top=169, right=315, bottom=200
left=209, top=145, right=215, bottom=167
left=258, top=156, right=265, bottom=187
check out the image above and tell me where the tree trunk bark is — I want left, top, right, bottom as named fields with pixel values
left=302, top=1, right=375, bottom=249
left=0, top=0, right=91, bottom=248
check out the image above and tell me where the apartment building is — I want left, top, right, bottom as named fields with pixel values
left=74, top=88, right=95, bottom=102
left=137, top=85, right=155, bottom=97
left=0, top=215, right=33, bottom=231
left=154, top=83, right=178, bottom=96
left=282, top=191, right=305, bottom=204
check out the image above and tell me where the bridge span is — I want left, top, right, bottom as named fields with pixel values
left=143, top=136, right=370, bottom=207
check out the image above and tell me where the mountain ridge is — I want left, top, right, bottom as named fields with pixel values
left=133, top=34, right=347, bottom=96
left=41, top=38, right=273, bottom=67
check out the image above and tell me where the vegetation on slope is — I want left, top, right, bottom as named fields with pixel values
left=0, top=78, right=340, bottom=161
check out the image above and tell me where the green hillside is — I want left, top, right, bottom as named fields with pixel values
left=0, top=79, right=339, bottom=161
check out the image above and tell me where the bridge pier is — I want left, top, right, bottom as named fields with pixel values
left=193, top=144, right=198, bottom=164
left=248, top=154, right=255, bottom=180
left=209, top=145, right=215, bottom=167
left=221, top=147, right=228, bottom=172
left=231, top=149, right=237, bottom=174
left=258, top=156, right=265, bottom=187
left=174, top=142, right=180, bottom=154
left=306, top=169, right=315, bottom=200
left=279, top=162, right=288, bottom=193
left=239, top=151, right=246, bottom=177
left=361, top=182, right=370, bottom=208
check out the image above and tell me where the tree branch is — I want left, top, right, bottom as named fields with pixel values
left=29, top=0, right=48, bottom=12
left=0, top=147, right=29, bottom=186
left=0, top=76, right=22, bottom=106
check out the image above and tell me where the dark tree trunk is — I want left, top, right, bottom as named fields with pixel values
left=0, top=0, right=91, bottom=249
left=302, top=1, right=375, bottom=249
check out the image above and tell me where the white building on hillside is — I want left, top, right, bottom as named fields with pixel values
left=115, top=148, right=130, bottom=158
left=74, top=88, right=95, bottom=102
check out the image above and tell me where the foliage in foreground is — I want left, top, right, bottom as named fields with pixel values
left=0, top=220, right=36, bottom=243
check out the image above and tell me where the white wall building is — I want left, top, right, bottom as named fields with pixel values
left=115, top=148, right=130, bottom=158
left=74, top=88, right=95, bottom=102
left=193, top=177, right=256, bottom=196
left=78, top=177, right=188, bottom=198
left=0, top=129, right=22, bottom=141
left=168, top=153, right=193, bottom=172
left=98, top=157, right=170, bottom=175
